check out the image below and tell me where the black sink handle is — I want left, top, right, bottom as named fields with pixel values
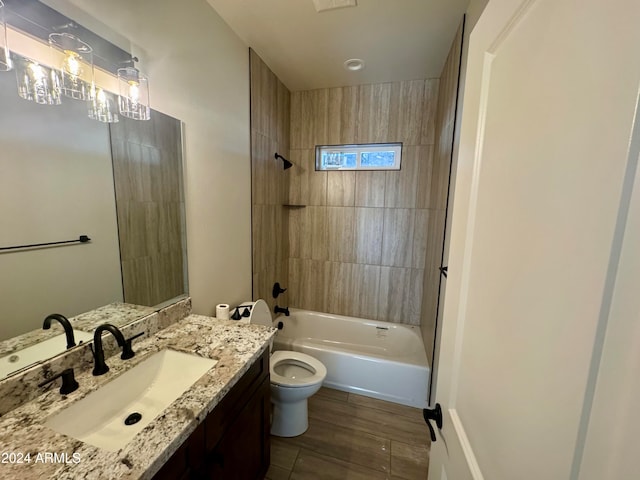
left=121, top=331, right=145, bottom=360
left=38, top=368, right=79, bottom=395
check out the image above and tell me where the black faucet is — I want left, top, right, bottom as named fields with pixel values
left=42, top=313, right=76, bottom=349
left=38, top=368, right=79, bottom=395
left=92, top=325, right=145, bottom=375
left=92, top=324, right=126, bottom=376
left=274, top=305, right=290, bottom=317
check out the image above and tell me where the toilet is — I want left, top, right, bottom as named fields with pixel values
left=248, top=299, right=327, bottom=437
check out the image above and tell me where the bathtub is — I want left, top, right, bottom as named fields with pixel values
left=272, top=308, right=430, bottom=409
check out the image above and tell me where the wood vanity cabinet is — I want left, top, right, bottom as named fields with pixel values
left=153, top=349, right=270, bottom=480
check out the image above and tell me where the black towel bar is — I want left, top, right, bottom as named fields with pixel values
left=0, top=235, right=91, bottom=251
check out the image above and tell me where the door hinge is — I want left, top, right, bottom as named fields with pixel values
left=423, top=403, right=443, bottom=442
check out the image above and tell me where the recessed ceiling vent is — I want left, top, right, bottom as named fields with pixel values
left=311, top=0, right=357, bottom=13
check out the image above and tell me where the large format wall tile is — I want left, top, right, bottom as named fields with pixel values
left=327, top=207, right=356, bottom=263
left=355, top=208, right=384, bottom=265
left=356, top=83, right=392, bottom=144
left=287, top=75, right=442, bottom=324
left=419, top=20, right=464, bottom=358
left=110, top=111, right=186, bottom=306
left=250, top=50, right=291, bottom=313
left=420, top=79, right=440, bottom=146
left=327, top=171, right=356, bottom=206
left=355, top=171, right=386, bottom=207
left=328, top=86, right=358, bottom=144
left=381, top=209, right=416, bottom=268
left=259, top=35, right=458, bottom=327
left=384, top=146, right=420, bottom=208
left=389, top=80, right=426, bottom=146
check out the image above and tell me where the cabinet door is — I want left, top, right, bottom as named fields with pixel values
left=153, top=422, right=205, bottom=480
left=207, top=377, right=270, bottom=479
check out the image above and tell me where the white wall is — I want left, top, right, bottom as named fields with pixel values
left=59, top=0, right=253, bottom=315
left=0, top=74, right=123, bottom=340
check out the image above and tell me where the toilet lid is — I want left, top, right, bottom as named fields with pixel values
left=270, top=350, right=327, bottom=388
left=249, top=299, right=273, bottom=327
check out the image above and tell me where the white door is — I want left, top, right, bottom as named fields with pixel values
left=428, top=0, right=640, bottom=479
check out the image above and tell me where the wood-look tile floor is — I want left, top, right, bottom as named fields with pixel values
left=265, top=388, right=430, bottom=479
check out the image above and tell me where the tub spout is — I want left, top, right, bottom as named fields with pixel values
left=274, top=305, right=290, bottom=316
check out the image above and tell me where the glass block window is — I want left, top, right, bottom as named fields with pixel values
left=316, top=143, right=402, bottom=171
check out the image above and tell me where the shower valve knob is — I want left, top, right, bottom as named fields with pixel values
left=272, top=282, right=287, bottom=298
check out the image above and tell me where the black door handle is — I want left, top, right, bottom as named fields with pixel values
left=439, top=266, right=448, bottom=277
left=423, top=403, right=443, bottom=442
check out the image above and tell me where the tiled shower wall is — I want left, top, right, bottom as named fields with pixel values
left=250, top=50, right=291, bottom=314
left=110, top=111, right=187, bottom=306
left=287, top=80, right=440, bottom=325
left=420, top=21, right=465, bottom=358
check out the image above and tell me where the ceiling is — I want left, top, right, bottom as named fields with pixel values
left=206, top=0, right=469, bottom=92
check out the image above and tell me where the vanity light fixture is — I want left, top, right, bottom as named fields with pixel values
left=117, top=64, right=150, bottom=121
left=49, top=32, right=94, bottom=101
left=14, top=56, right=61, bottom=105
left=88, top=86, right=119, bottom=123
left=0, top=0, right=10, bottom=71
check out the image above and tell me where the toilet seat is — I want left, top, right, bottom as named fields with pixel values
left=270, top=350, right=327, bottom=388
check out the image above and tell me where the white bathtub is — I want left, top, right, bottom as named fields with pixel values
left=272, top=308, right=430, bottom=409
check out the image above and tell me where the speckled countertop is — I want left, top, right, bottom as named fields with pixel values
left=0, top=303, right=156, bottom=358
left=0, top=314, right=275, bottom=479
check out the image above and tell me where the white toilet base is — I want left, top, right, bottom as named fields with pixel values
left=271, top=397, right=309, bottom=437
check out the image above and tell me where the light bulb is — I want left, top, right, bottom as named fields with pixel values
left=88, top=85, right=119, bottom=123
left=28, top=63, right=45, bottom=81
left=128, top=81, right=140, bottom=102
left=62, top=50, right=82, bottom=77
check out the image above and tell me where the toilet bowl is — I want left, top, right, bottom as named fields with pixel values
left=270, top=350, right=327, bottom=437
left=248, top=299, right=327, bottom=437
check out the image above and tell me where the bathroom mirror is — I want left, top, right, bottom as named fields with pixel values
left=0, top=62, right=188, bottom=377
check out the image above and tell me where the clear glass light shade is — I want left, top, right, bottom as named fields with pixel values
left=49, top=33, right=94, bottom=100
left=117, top=67, right=150, bottom=121
left=88, top=86, right=119, bottom=123
left=0, top=0, right=11, bottom=71
left=14, top=56, right=61, bottom=105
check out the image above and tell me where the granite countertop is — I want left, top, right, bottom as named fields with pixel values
left=0, top=314, right=275, bottom=479
left=0, top=303, right=156, bottom=358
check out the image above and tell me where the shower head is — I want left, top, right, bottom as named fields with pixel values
left=275, top=153, right=293, bottom=170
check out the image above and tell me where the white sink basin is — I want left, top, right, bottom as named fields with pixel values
left=44, top=349, right=216, bottom=452
left=0, top=330, right=93, bottom=378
